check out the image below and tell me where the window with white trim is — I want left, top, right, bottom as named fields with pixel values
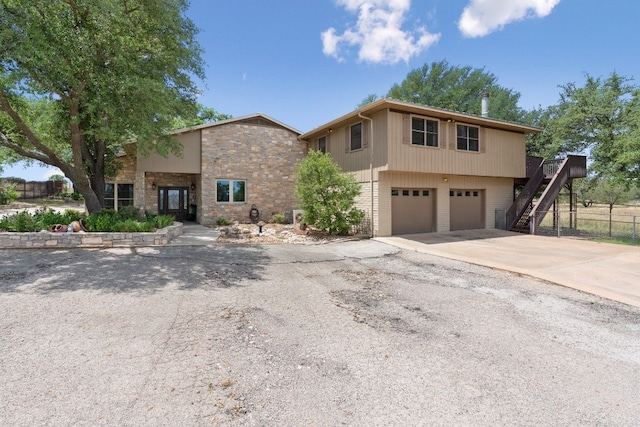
left=412, top=116, right=438, bottom=147
left=216, top=179, right=246, bottom=203
left=318, top=136, right=327, bottom=153
left=456, top=124, right=479, bottom=152
left=350, top=123, right=362, bottom=151
left=104, top=183, right=134, bottom=210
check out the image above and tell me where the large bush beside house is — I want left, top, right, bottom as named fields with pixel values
left=295, top=150, right=364, bottom=235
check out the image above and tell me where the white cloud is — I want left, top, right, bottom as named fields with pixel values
left=458, top=0, right=561, bottom=38
left=322, top=0, right=440, bottom=64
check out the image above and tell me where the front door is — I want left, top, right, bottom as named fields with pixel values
left=158, top=187, right=188, bottom=221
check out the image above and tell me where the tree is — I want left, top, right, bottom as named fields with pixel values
left=295, top=150, right=364, bottom=235
left=169, top=104, right=233, bottom=130
left=48, top=174, right=66, bottom=182
left=0, top=0, right=205, bottom=213
left=588, top=178, right=634, bottom=237
left=541, top=72, right=640, bottom=183
left=386, top=60, right=525, bottom=122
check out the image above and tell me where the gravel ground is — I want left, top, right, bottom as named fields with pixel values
left=1, top=241, right=639, bottom=426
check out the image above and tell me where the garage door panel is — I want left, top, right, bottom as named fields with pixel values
left=392, top=188, right=435, bottom=234
left=450, top=189, right=484, bottom=231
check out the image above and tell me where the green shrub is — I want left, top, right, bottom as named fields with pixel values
left=4, top=210, right=38, bottom=232
left=216, top=216, right=234, bottom=226
left=295, top=150, right=365, bottom=235
left=0, top=207, right=174, bottom=233
left=116, top=205, right=145, bottom=221
left=84, top=209, right=118, bottom=232
left=0, top=183, right=19, bottom=205
left=32, top=208, right=84, bottom=230
left=271, top=213, right=287, bottom=224
left=153, top=215, right=175, bottom=229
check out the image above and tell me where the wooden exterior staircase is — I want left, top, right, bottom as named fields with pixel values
left=506, top=155, right=587, bottom=234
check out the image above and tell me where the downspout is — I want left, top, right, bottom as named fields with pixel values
left=358, top=112, right=374, bottom=238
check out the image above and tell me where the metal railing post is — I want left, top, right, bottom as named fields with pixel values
left=633, top=215, right=637, bottom=245
left=557, top=210, right=561, bottom=238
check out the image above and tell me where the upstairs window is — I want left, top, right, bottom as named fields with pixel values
left=318, top=136, right=327, bottom=153
left=457, top=124, right=479, bottom=152
left=412, top=117, right=438, bottom=147
left=350, top=123, right=362, bottom=151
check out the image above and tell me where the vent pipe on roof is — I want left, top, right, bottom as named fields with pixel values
left=481, top=92, right=489, bottom=118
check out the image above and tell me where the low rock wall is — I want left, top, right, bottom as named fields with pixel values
left=0, top=222, right=183, bottom=249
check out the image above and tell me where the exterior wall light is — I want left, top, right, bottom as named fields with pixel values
left=191, top=182, right=196, bottom=190
left=152, top=182, right=156, bottom=190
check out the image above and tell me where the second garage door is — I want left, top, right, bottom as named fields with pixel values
left=391, top=188, right=435, bottom=234
left=450, top=189, right=484, bottom=231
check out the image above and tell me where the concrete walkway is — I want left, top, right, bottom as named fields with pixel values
left=376, top=230, right=640, bottom=308
left=167, top=222, right=220, bottom=246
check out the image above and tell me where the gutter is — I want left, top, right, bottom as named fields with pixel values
left=358, top=112, right=374, bottom=238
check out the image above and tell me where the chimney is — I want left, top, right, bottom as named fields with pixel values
left=481, top=92, right=489, bottom=117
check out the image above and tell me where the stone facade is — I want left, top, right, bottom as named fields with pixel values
left=199, top=121, right=305, bottom=225
left=110, top=115, right=305, bottom=225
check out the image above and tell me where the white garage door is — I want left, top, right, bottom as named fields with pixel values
left=450, top=189, right=484, bottom=231
left=391, top=188, right=435, bottom=235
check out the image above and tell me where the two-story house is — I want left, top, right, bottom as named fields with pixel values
left=298, top=98, right=542, bottom=237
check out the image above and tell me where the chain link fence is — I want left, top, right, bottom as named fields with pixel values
left=535, top=209, right=638, bottom=245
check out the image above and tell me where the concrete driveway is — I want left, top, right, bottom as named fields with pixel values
left=377, top=230, right=640, bottom=308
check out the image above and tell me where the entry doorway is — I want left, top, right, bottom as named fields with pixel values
left=158, top=187, right=189, bottom=221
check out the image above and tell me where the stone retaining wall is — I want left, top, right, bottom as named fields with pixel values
left=0, top=222, right=183, bottom=249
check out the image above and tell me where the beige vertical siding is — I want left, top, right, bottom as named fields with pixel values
left=386, top=111, right=525, bottom=178
left=324, top=110, right=389, bottom=182
left=137, top=131, right=201, bottom=173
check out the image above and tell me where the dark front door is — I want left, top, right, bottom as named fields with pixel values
left=159, top=187, right=188, bottom=221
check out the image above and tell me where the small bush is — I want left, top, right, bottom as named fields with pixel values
left=0, top=183, right=19, bottom=205
left=4, top=210, right=38, bottom=232
left=271, top=213, right=287, bottom=224
left=116, top=205, right=145, bottom=221
left=216, top=216, right=234, bottom=226
left=0, top=207, right=175, bottom=233
left=153, top=215, right=175, bottom=229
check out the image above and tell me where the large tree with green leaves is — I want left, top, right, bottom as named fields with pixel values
left=0, top=0, right=205, bottom=212
left=384, top=60, right=525, bottom=122
left=530, top=72, right=640, bottom=183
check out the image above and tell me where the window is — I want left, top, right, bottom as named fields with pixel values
left=350, top=123, right=362, bottom=151
left=457, top=124, right=479, bottom=152
left=104, top=183, right=133, bottom=210
left=412, top=117, right=438, bottom=147
left=422, top=190, right=429, bottom=196
left=402, top=190, right=409, bottom=196
left=391, top=189, right=399, bottom=196
left=318, top=136, right=327, bottom=153
left=216, top=179, right=246, bottom=203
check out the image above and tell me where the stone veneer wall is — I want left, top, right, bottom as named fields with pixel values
left=200, top=123, right=306, bottom=225
left=0, top=223, right=182, bottom=248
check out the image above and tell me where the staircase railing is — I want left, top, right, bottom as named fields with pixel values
left=506, top=158, right=545, bottom=231
left=529, top=155, right=586, bottom=234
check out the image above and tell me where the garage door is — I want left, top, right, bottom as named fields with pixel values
left=391, top=188, right=435, bottom=234
left=450, top=189, right=484, bottom=231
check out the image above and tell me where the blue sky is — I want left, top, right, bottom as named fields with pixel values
left=4, top=0, right=638, bottom=180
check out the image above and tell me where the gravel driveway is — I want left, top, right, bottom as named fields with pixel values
left=1, top=241, right=639, bottom=426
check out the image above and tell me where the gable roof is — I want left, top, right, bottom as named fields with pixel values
left=171, top=113, right=301, bottom=136
left=299, top=98, right=541, bottom=141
